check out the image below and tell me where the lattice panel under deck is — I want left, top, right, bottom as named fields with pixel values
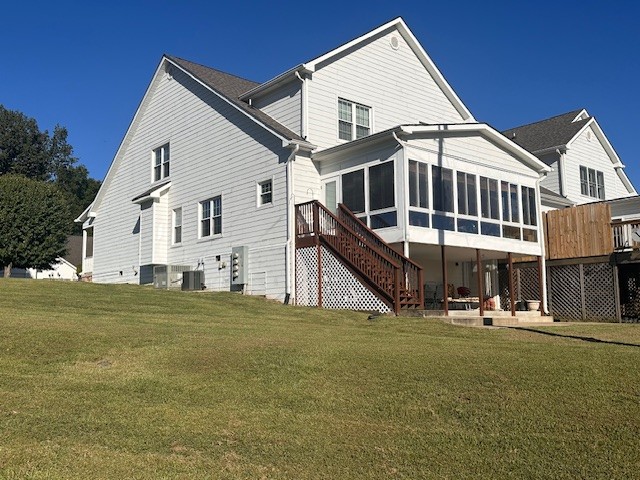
left=583, top=263, right=616, bottom=321
left=320, top=247, right=390, bottom=313
left=518, top=266, right=540, bottom=304
left=548, top=264, right=582, bottom=321
left=296, top=246, right=390, bottom=313
left=296, top=247, right=319, bottom=307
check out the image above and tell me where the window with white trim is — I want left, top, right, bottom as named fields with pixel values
left=153, top=144, right=170, bottom=181
left=200, top=196, right=221, bottom=238
left=258, top=180, right=272, bottom=206
left=580, top=166, right=605, bottom=199
left=338, top=98, right=370, bottom=141
left=172, top=208, right=182, bottom=244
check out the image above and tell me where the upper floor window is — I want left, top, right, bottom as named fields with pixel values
left=432, top=166, right=454, bottom=213
left=200, top=196, right=222, bottom=238
left=153, top=144, right=170, bottom=181
left=258, top=180, right=272, bottom=206
left=580, top=166, right=605, bottom=199
left=501, top=181, right=519, bottom=223
left=480, top=177, right=499, bottom=220
left=521, top=186, right=537, bottom=226
left=457, top=172, right=477, bottom=216
left=409, top=160, right=429, bottom=209
left=338, top=98, right=370, bottom=141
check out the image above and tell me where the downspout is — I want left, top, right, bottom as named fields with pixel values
left=535, top=174, right=549, bottom=315
left=285, top=143, right=300, bottom=303
left=556, top=148, right=567, bottom=197
left=392, top=130, right=410, bottom=257
left=294, top=71, right=308, bottom=140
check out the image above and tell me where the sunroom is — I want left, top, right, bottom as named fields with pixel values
left=311, top=124, right=550, bottom=314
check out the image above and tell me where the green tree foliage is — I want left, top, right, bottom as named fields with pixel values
left=0, top=105, right=101, bottom=233
left=0, top=175, right=71, bottom=276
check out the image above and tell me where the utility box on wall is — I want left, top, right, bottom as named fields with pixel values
left=231, top=246, right=248, bottom=285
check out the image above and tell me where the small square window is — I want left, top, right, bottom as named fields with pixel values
left=259, top=180, right=272, bottom=206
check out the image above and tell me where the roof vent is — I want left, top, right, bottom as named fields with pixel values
left=586, top=130, right=592, bottom=141
left=390, top=36, right=400, bottom=50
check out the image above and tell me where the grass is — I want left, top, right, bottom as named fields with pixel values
left=0, top=279, right=639, bottom=479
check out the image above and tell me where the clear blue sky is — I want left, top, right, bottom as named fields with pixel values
left=2, top=0, right=639, bottom=187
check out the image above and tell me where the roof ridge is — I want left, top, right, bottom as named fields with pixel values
left=504, top=108, right=586, bottom=132
left=164, top=54, right=260, bottom=89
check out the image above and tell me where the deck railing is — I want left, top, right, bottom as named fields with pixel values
left=612, top=220, right=640, bottom=250
left=295, top=201, right=423, bottom=312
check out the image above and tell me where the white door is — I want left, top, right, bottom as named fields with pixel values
left=322, top=177, right=339, bottom=214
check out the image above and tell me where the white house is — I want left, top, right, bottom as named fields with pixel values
left=78, top=18, right=552, bottom=315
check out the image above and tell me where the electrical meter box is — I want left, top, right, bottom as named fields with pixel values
left=231, top=246, right=248, bottom=285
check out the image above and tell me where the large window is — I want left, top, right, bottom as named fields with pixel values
left=521, top=186, right=537, bottom=226
left=200, top=196, right=222, bottom=238
left=153, top=144, right=170, bottom=181
left=457, top=172, right=477, bottom=216
left=409, top=160, right=429, bottom=208
left=501, top=181, right=519, bottom=223
left=480, top=177, right=499, bottom=220
left=338, top=98, right=371, bottom=141
left=580, top=166, right=605, bottom=199
left=369, top=161, right=394, bottom=211
left=342, top=170, right=365, bottom=213
left=173, top=208, right=182, bottom=244
left=432, top=166, right=454, bottom=213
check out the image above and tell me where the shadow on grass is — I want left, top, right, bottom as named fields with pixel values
left=506, top=327, right=640, bottom=348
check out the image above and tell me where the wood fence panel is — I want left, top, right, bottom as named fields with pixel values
left=544, top=204, right=612, bottom=260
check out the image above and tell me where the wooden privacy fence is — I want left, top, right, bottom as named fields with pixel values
left=544, top=203, right=613, bottom=260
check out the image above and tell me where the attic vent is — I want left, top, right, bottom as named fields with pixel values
left=390, top=36, right=400, bottom=50
left=165, top=64, right=173, bottom=81
left=586, top=130, right=592, bottom=141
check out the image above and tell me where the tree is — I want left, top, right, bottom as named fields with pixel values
left=0, top=105, right=101, bottom=233
left=0, top=175, right=71, bottom=277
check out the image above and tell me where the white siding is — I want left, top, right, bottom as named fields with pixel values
left=307, top=27, right=467, bottom=150
left=538, top=152, right=560, bottom=194
left=292, top=153, right=321, bottom=203
left=92, top=67, right=291, bottom=300
left=252, top=79, right=302, bottom=136
left=565, top=125, right=630, bottom=203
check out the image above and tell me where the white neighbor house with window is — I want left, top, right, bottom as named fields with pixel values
left=78, top=17, right=554, bottom=314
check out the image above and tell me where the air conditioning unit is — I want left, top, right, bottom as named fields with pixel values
left=153, top=265, right=190, bottom=289
left=182, top=270, right=205, bottom=291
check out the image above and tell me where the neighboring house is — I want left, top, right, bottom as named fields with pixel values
left=502, top=109, right=636, bottom=210
left=0, top=235, right=82, bottom=280
left=78, top=17, right=552, bottom=315
left=503, top=112, right=640, bottom=322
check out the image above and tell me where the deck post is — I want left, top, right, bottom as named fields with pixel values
left=537, top=255, right=544, bottom=317
left=313, top=202, right=322, bottom=308
left=477, top=249, right=484, bottom=317
left=508, top=252, right=516, bottom=316
left=441, top=245, right=448, bottom=316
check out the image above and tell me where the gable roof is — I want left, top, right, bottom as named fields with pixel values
left=239, top=17, right=474, bottom=122
left=313, top=122, right=550, bottom=175
left=502, top=109, right=589, bottom=153
left=165, top=56, right=309, bottom=144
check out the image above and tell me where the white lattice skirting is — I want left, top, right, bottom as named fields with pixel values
left=296, top=246, right=390, bottom=313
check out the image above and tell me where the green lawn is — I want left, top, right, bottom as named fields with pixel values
left=0, top=279, right=638, bottom=479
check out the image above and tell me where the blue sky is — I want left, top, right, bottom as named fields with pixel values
left=2, top=0, right=639, bottom=187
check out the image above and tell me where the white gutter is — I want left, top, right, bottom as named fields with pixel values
left=285, top=143, right=300, bottom=303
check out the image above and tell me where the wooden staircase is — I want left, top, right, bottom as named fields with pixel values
left=295, top=201, right=424, bottom=314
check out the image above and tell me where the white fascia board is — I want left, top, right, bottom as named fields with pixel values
left=312, top=127, right=401, bottom=161
left=74, top=203, right=95, bottom=223
left=89, top=58, right=167, bottom=214
left=239, top=64, right=312, bottom=101
left=304, top=18, right=475, bottom=122
left=571, top=109, right=589, bottom=122
left=400, top=124, right=551, bottom=174
left=131, top=181, right=172, bottom=205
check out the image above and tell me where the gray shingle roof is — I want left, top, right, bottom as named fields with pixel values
left=502, top=109, right=589, bottom=153
left=166, top=55, right=306, bottom=143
